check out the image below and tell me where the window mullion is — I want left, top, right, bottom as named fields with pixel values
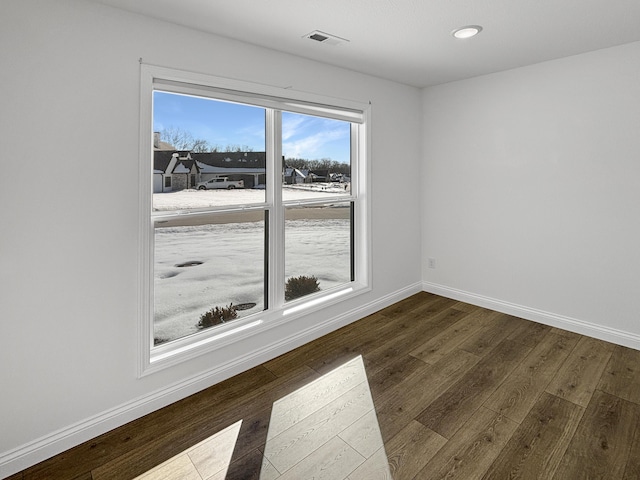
left=266, top=109, right=284, bottom=311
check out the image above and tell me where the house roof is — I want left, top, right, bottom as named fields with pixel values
left=284, top=167, right=306, bottom=178
left=192, top=152, right=266, bottom=169
left=154, top=151, right=175, bottom=174
left=154, top=151, right=266, bottom=174
left=173, top=161, right=192, bottom=174
left=154, top=141, right=175, bottom=151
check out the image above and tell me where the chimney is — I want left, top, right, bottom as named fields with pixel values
left=153, top=132, right=160, bottom=149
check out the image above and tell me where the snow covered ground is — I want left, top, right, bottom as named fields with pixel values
left=153, top=185, right=351, bottom=344
left=153, top=183, right=350, bottom=211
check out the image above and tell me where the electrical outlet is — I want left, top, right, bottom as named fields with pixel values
left=428, top=257, right=436, bottom=269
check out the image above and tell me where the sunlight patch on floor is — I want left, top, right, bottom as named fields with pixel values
left=133, top=355, right=390, bottom=479
left=262, top=355, right=391, bottom=479
left=133, top=420, right=242, bottom=480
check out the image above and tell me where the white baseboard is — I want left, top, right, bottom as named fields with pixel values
left=423, top=281, right=640, bottom=351
left=0, top=282, right=422, bottom=478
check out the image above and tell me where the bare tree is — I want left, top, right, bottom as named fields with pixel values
left=191, top=138, right=216, bottom=153
left=285, top=158, right=307, bottom=170
left=160, top=126, right=217, bottom=152
left=160, top=127, right=193, bottom=150
left=224, top=144, right=254, bottom=153
left=284, top=157, right=350, bottom=175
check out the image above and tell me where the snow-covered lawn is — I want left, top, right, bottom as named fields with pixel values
left=153, top=183, right=350, bottom=211
left=153, top=185, right=351, bottom=344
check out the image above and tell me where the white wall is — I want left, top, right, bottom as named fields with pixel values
left=422, top=42, right=640, bottom=346
left=0, top=0, right=423, bottom=474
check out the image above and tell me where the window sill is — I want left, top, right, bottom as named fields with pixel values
left=141, top=282, right=370, bottom=376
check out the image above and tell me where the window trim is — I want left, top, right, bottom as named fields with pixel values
left=138, top=64, right=371, bottom=376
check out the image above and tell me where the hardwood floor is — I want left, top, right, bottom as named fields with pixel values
left=9, top=292, right=640, bottom=479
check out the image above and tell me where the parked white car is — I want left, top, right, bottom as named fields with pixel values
left=197, top=177, right=244, bottom=190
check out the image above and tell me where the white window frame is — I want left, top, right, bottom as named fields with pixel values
left=138, top=64, right=371, bottom=376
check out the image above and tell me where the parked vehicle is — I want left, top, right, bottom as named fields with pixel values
left=197, top=177, right=244, bottom=190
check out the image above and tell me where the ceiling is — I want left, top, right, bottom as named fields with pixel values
left=92, top=0, right=640, bottom=88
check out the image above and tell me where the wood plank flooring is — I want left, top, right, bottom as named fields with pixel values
left=9, top=292, right=640, bottom=480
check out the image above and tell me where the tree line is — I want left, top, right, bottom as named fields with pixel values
left=284, top=158, right=350, bottom=175
left=160, top=127, right=254, bottom=153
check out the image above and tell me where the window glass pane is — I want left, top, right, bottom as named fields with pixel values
left=284, top=202, right=352, bottom=302
left=153, top=91, right=266, bottom=211
left=282, top=112, right=351, bottom=202
left=153, top=211, right=265, bottom=345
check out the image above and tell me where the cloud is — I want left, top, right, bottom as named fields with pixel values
left=282, top=113, right=350, bottom=160
left=282, top=115, right=307, bottom=141
left=283, top=127, right=348, bottom=160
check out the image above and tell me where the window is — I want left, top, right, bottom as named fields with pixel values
left=139, top=65, right=370, bottom=374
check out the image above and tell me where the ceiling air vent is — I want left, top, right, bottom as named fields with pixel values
left=304, top=30, right=349, bottom=46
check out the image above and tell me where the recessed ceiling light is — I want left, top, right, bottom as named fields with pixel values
left=452, top=25, right=483, bottom=39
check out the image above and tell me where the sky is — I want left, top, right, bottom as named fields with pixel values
left=154, top=91, right=351, bottom=165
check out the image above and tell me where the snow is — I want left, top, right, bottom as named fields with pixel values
left=152, top=184, right=352, bottom=344
left=173, top=162, right=190, bottom=173
left=152, top=183, right=351, bottom=211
